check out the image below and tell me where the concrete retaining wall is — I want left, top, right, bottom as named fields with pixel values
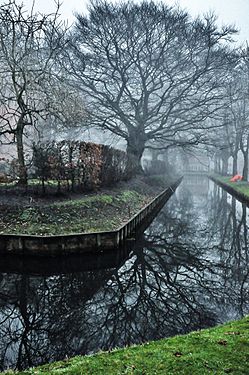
left=0, top=178, right=182, bottom=256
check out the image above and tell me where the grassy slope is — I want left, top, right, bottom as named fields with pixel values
left=211, top=175, right=249, bottom=199
left=4, top=316, right=249, bottom=375
left=0, top=190, right=151, bottom=235
left=0, top=175, right=174, bottom=236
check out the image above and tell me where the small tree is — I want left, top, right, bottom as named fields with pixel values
left=0, top=0, right=67, bottom=185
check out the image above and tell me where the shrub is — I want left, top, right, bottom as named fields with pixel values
left=32, top=141, right=135, bottom=192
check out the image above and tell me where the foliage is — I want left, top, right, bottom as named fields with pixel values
left=5, top=316, right=249, bottom=374
left=32, top=141, right=136, bottom=193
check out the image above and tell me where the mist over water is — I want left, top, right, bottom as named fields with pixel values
left=0, top=175, right=248, bottom=371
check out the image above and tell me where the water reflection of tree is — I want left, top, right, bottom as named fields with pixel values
left=207, top=189, right=249, bottom=317
left=0, top=182, right=249, bottom=371
left=0, top=269, right=118, bottom=370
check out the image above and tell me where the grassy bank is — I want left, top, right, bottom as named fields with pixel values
left=210, top=174, right=249, bottom=199
left=0, top=190, right=150, bottom=235
left=4, top=316, right=249, bottom=375
left=0, top=176, right=167, bottom=236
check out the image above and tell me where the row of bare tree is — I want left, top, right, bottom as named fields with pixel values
left=204, top=53, right=249, bottom=178
left=0, top=0, right=247, bottom=184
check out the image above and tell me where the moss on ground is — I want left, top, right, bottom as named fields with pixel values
left=4, top=316, right=249, bottom=375
left=0, top=190, right=151, bottom=235
left=210, top=174, right=249, bottom=199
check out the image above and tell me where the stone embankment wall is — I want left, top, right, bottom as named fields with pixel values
left=0, top=178, right=182, bottom=256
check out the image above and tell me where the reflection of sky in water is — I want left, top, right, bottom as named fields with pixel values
left=0, top=175, right=248, bottom=371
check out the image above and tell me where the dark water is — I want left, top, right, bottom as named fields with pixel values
left=0, top=176, right=249, bottom=371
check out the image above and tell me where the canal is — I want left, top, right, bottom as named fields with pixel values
left=0, top=176, right=248, bottom=370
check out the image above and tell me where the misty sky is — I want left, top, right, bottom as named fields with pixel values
left=13, top=0, right=249, bottom=45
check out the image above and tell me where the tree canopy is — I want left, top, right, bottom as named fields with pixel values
left=69, top=0, right=237, bottom=170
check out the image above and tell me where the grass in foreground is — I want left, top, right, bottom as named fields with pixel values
left=0, top=190, right=151, bottom=235
left=211, top=174, right=249, bottom=199
left=4, top=316, right=249, bottom=375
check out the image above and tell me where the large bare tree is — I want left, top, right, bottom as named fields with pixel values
left=69, top=0, right=237, bottom=171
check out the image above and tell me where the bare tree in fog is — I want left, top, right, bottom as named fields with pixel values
left=68, top=0, right=237, bottom=171
left=205, top=50, right=249, bottom=177
left=224, top=68, right=249, bottom=176
left=36, top=79, right=87, bottom=142
left=238, top=49, right=249, bottom=179
left=0, top=0, right=67, bottom=185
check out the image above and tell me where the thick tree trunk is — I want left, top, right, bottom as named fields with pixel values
left=232, top=152, right=238, bottom=176
left=126, top=146, right=144, bottom=175
left=241, top=135, right=249, bottom=181
left=126, top=133, right=145, bottom=175
left=218, top=158, right=222, bottom=174
left=220, top=148, right=230, bottom=176
left=214, top=156, right=218, bottom=173
left=242, top=152, right=248, bottom=180
left=16, top=126, right=28, bottom=186
left=214, top=155, right=221, bottom=173
left=222, top=158, right=228, bottom=175
left=221, top=156, right=229, bottom=175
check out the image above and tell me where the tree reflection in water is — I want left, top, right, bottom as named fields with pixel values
left=0, top=176, right=248, bottom=371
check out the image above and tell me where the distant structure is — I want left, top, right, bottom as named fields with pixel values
left=179, top=152, right=210, bottom=174
left=183, top=174, right=210, bottom=196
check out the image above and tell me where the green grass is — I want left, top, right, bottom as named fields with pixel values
left=0, top=180, right=17, bottom=187
left=0, top=190, right=151, bottom=235
left=0, top=179, right=72, bottom=190
left=4, top=316, right=249, bottom=375
left=211, top=174, right=249, bottom=198
left=0, top=179, right=66, bottom=187
left=27, top=179, right=61, bottom=186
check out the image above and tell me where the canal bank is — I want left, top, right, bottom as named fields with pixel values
left=0, top=177, right=182, bottom=255
left=4, top=316, right=248, bottom=375
left=209, top=174, right=249, bottom=205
